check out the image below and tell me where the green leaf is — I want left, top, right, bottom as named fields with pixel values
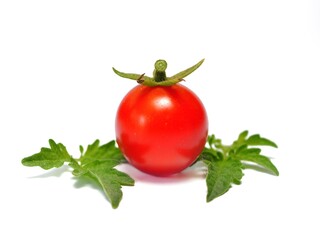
left=236, top=130, right=249, bottom=145
left=246, top=134, right=278, bottom=148
left=79, top=140, right=134, bottom=208
left=69, top=159, right=87, bottom=177
left=238, top=130, right=249, bottom=140
left=81, top=140, right=124, bottom=166
left=166, top=58, right=205, bottom=82
left=205, top=160, right=244, bottom=202
left=78, top=140, right=134, bottom=208
left=85, top=161, right=134, bottom=209
left=207, top=134, right=223, bottom=149
left=198, top=130, right=279, bottom=203
left=21, top=139, right=71, bottom=170
left=112, top=67, right=153, bottom=83
left=199, top=148, right=223, bottom=162
left=207, top=135, right=215, bottom=147
left=22, top=139, right=134, bottom=208
left=235, top=151, right=279, bottom=176
left=235, top=146, right=261, bottom=155
left=79, top=145, right=84, bottom=156
left=230, top=130, right=248, bottom=149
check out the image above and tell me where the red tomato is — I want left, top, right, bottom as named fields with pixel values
left=115, top=83, right=208, bottom=176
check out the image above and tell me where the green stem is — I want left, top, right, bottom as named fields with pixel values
left=153, top=60, right=167, bottom=82
left=113, top=58, right=205, bottom=87
left=221, top=145, right=231, bottom=160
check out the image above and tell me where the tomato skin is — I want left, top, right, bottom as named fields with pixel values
left=115, top=84, right=208, bottom=176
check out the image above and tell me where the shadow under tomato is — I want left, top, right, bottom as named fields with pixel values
left=116, top=161, right=207, bottom=184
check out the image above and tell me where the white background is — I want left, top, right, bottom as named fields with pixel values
left=1, top=0, right=320, bottom=239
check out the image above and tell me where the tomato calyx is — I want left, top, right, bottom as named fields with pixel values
left=112, top=59, right=205, bottom=87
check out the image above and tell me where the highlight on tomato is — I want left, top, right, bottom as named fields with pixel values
left=113, top=59, right=208, bottom=176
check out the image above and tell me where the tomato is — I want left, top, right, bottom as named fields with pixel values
left=115, top=83, right=208, bottom=176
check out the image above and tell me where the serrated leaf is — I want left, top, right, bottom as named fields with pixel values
left=205, top=160, right=244, bottom=202
left=81, top=140, right=124, bottom=166
left=235, top=152, right=279, bottom=176
left=21, top=139, right=71, bottom=170
left=22, top=138, right=134, bottom=208
left=246, top=134, right=278, bottom=148
left=86, top=161, right=134, bottom=208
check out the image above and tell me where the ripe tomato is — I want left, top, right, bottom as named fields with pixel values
left=115, top=84, right=208, bottom=176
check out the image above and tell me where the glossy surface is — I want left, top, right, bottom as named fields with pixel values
left=115, top=84, right=208, bottom=176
